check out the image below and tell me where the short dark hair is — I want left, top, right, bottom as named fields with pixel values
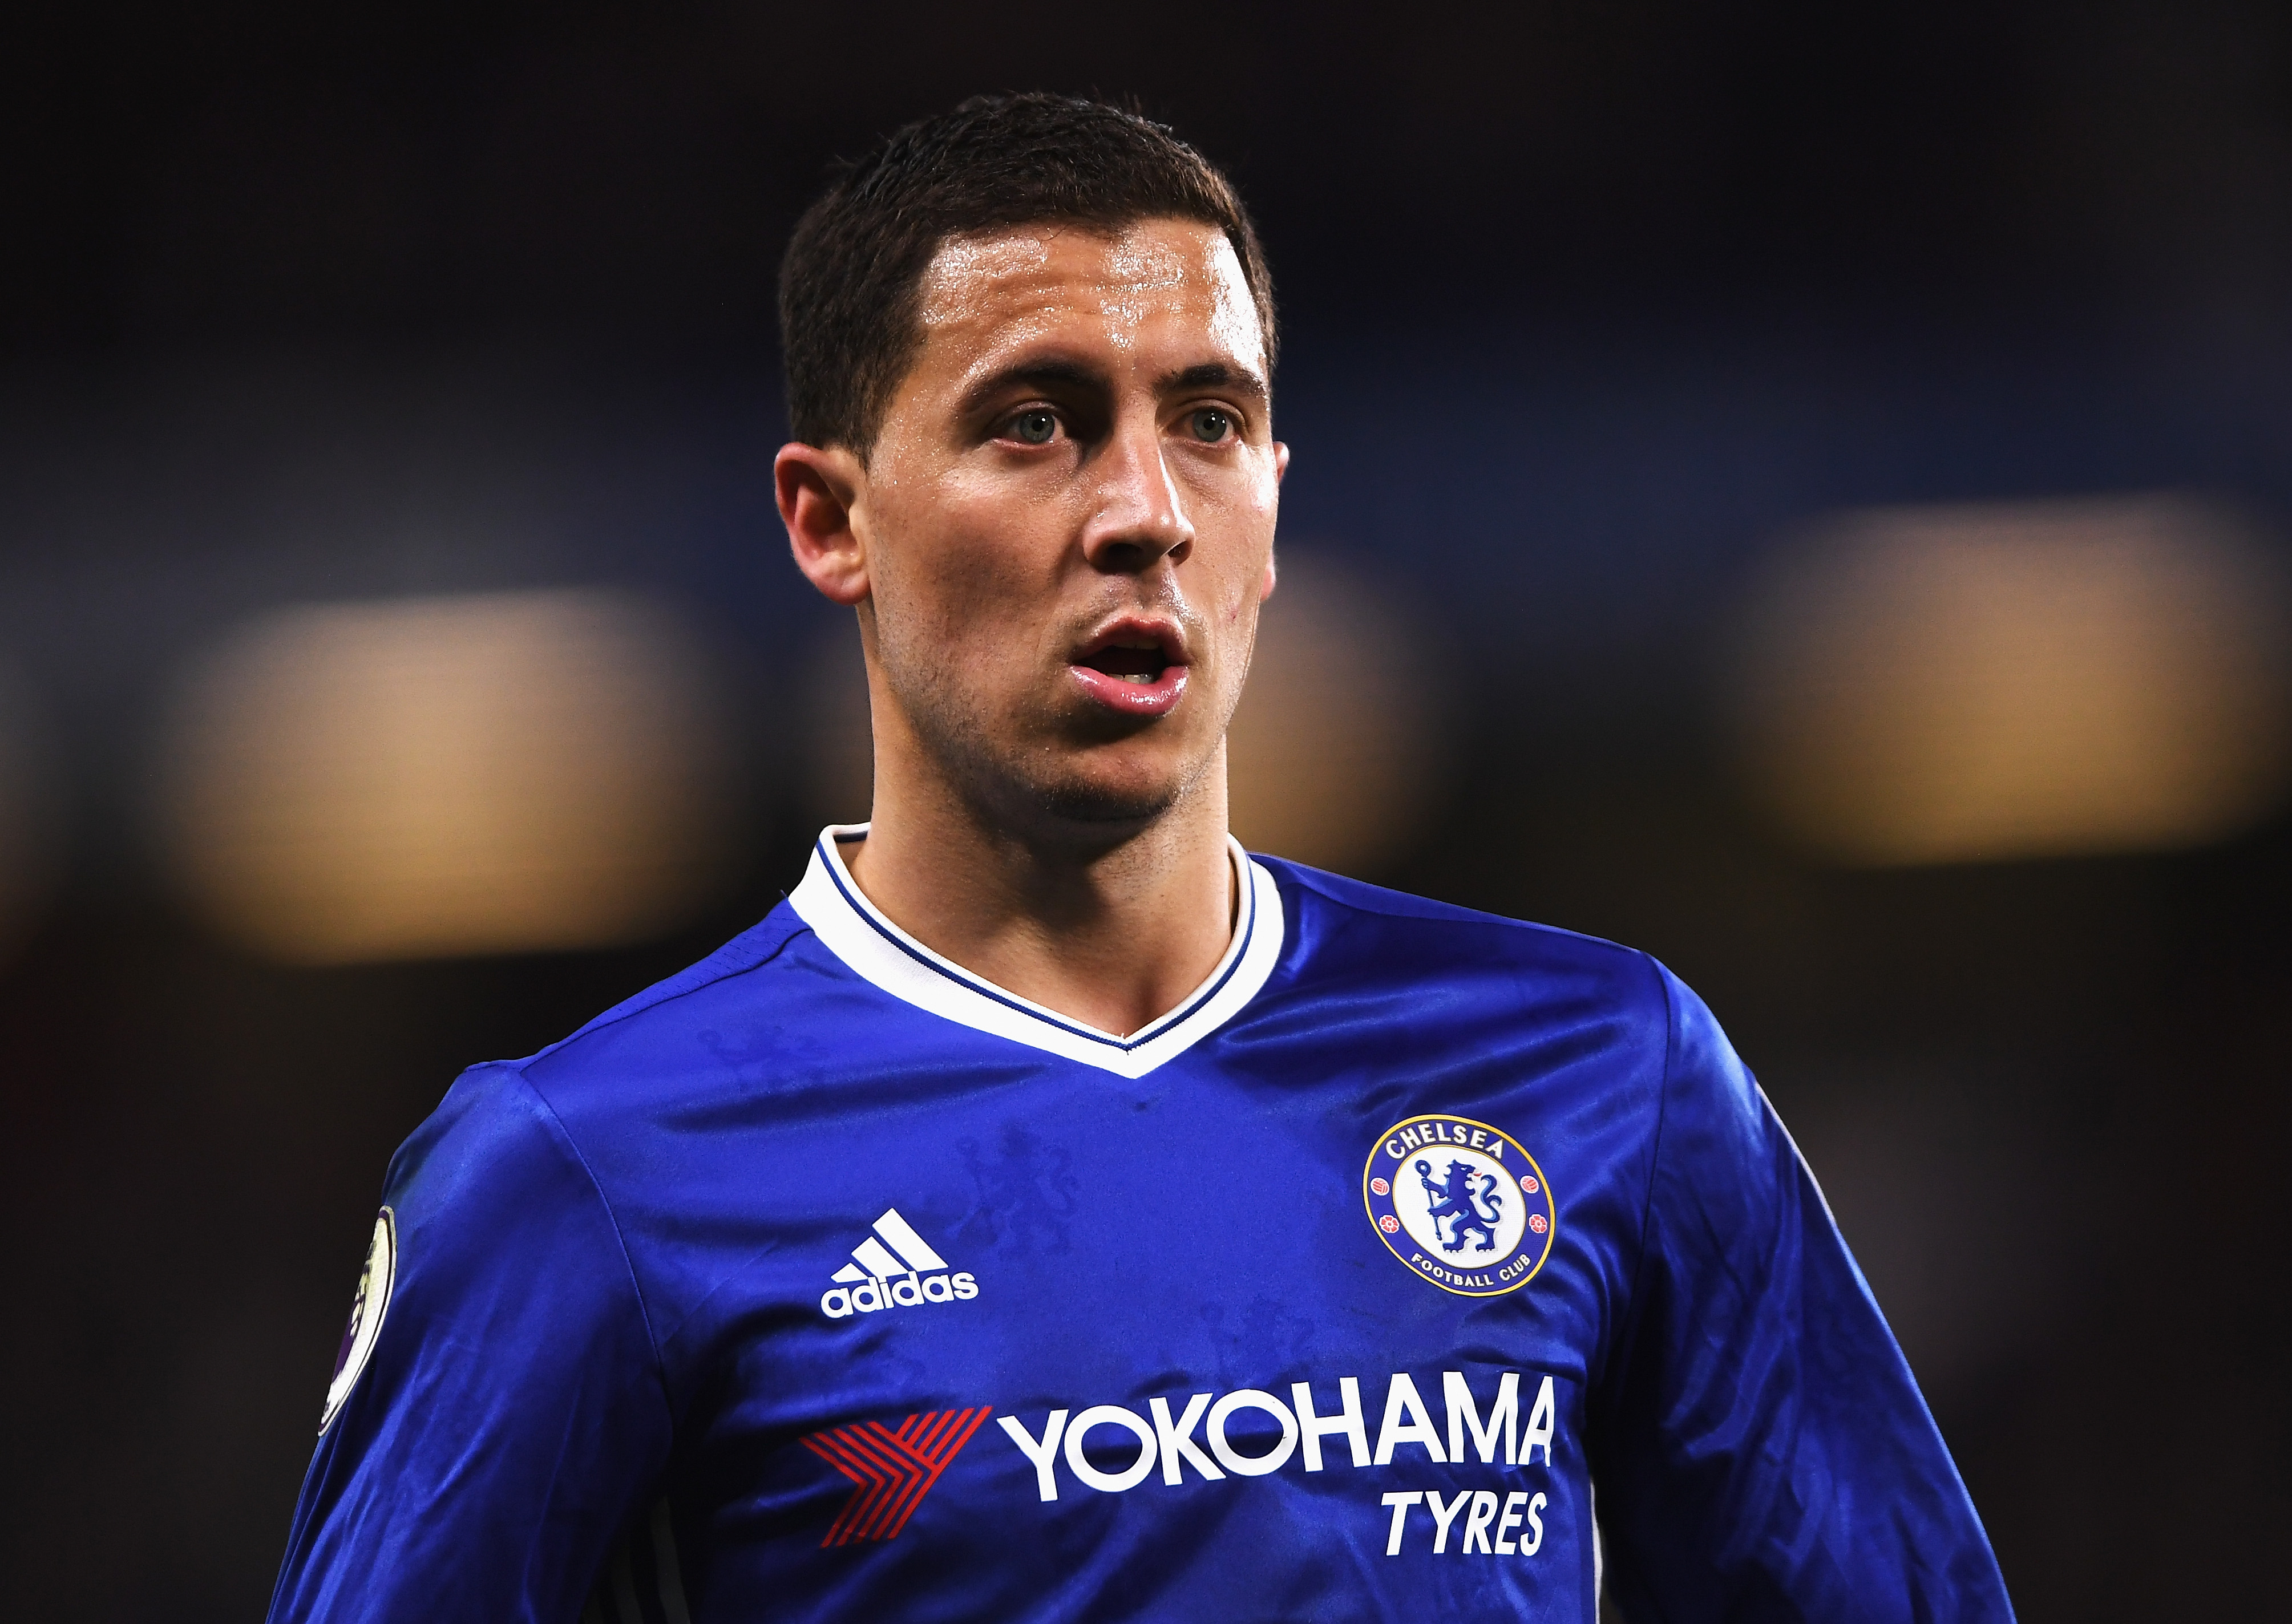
left=779, top=94, right=1275, bottom=456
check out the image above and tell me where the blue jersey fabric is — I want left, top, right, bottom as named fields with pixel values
left=268, top=827, right=2011, bottom=1623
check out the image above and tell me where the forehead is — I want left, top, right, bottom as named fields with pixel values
left=912, top=218, right=1264, bottom=377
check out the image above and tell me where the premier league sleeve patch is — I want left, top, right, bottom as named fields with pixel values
left=320, top=1207, right=397, bottom=1434
left=1363, top=1117, right=1555, bottom=1297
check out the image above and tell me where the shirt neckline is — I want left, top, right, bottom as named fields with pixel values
left=786, top=822, right=1286, bottom=1079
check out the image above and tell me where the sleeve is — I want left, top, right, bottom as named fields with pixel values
left=1588, top=962, right=2014, bottom=1623
left=266, top=1064, right=673, bottom=1624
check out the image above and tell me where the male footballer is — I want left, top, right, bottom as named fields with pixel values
left=268, top=94, right=2012, bottom=1622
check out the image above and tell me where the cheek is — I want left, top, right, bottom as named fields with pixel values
left=1221, top=577, right=1259, bottom=627
left=880, top=476, right=1044, bottom=621
left=1205, top=502, right=1280, bottom=624
left=1183, top=451, right=1281, bottom=546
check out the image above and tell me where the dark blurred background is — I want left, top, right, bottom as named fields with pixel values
left=5, top=3, right=2290, bottom=1617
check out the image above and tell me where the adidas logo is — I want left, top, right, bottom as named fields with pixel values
left=819, top=1208, right=979, bottom=1320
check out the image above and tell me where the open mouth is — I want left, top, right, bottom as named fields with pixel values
left=1069, top=621, right=1189, bottom=717
left=1078, top=641, right=1171, bottom=683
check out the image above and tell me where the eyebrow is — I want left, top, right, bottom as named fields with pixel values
left=956, top=358, right=1109, bottom=418
left=1157, top=361, right=1268, bottom=404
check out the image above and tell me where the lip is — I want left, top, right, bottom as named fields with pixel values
left=1068, top=616, right=1190, bottom=718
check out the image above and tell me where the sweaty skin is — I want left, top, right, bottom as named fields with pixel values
left=777, top=218, right=1288, bottom=1036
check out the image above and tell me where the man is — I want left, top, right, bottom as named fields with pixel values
left=268, top=95, right=2011, bottom=1622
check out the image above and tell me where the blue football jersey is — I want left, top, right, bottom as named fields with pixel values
left=266, top=826, right=2011, bottom=1623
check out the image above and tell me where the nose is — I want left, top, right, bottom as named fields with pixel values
left=1080, top=418, right=1194, bottom=573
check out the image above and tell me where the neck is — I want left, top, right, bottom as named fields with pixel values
left=842, top=751, right=1238, bottom=1039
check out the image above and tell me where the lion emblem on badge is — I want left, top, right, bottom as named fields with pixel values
left=1416, top=1157, right=1505, bottom=1253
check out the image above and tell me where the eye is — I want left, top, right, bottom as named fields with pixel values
left=1010, top=409, right=1058, bottom=445
left=1187, top=407, right=1234, bottom=444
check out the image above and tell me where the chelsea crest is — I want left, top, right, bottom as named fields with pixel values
left=1363, top=1115, right=1555, bottom=1297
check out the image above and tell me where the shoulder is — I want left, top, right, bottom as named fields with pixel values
left=475, top=902, right=834, bottom=1116
left=375, top=1062, right=651, bottom=1346
left=523, top=903, right=816, bottom=1066
left=1256, top=854, right=1670, bottom=1016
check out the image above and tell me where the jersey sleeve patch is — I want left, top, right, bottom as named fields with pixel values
left=320, top=1206, right=398, bottom=1434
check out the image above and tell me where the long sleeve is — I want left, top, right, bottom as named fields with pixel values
left=266, top=1064, right=673, bottom=1624
left=1590, top=964, right=2012, bottom=1622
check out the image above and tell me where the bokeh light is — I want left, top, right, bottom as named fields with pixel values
left=1724, top=496, right=2292, bottom=865
left=1226, top=557, right=1442, bottom=873
left=157, top=588, right=746, bottom=963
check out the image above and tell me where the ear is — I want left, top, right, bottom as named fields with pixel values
left=777, top=442, right=872, bottom=607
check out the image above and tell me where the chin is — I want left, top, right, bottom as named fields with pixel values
left=978, top=744, right=1207, bottom=843
left=910, top=685, right=1221, bottom=842
left=1029, top=774, right=1184, bottom=828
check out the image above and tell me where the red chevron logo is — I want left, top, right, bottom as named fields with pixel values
left=801, top=1407, right=994, bottom=1546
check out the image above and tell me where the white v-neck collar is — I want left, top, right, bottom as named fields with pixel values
left=786, top=822, right=1285, bottom=1079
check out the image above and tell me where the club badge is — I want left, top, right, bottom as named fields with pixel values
left=1363, top=1115, right=1555, bottom=1297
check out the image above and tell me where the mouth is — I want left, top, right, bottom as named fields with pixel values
left=1068, top=618, right=1190, bottom=717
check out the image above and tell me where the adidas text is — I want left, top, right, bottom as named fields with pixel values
left=820, top=1270, right=979, bottom=1318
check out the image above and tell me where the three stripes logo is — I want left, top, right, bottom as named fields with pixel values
left=819, top=1208, right=979, bottom=1320
left=802, top=1408, right=995, bottom=1546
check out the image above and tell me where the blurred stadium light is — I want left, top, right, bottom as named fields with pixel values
left=157, top=588, right=745, bottom=963
left=1225, top=556, right=1441, bottom=873
left=1725, top=495, right=2292, bottom=865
